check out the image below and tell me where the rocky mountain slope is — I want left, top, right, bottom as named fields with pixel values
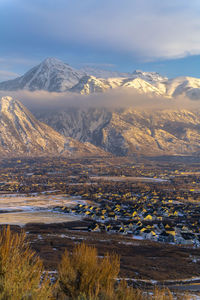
left=38, top=107, right=200, bottom=156
left=1, top=96, right=200, bottom=157
left=0, top=96, right=108, bottom=157
left=1, top=57, right=200, bottom=99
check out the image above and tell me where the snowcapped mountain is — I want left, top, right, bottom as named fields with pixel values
left=80, top=67, right=168, bottom=82
left=0, top=58, right=85, bottom=92
left=166, top=76, right=200, bottom=99
left=2, top=57, right=200, bottom=99
left=0, top=96, right=108, bottom=157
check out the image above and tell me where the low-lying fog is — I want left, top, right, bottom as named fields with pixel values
left=1, top=89, right=200, bottom=114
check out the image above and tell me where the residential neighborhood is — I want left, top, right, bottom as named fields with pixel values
left=1, top=156, right=200, bottom=248
left=54, top=190, right=200, bottom=247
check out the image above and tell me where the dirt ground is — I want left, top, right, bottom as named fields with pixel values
left=6, top=221, right=200, bottom=282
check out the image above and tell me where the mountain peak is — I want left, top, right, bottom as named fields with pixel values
left=40, top=57, right=70, bottom=68
left=42, top=57, right=62, bottom=64
left=132, top=69, right=168, bottom=83
left=0, top=58, right=85, bottom=92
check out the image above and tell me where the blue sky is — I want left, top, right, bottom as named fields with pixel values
left=1, top=0, right=200, bottom=81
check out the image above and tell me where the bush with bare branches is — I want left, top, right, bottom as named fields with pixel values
left=57, top=243, right=120, bottom=299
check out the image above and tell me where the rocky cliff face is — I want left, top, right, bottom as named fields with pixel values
left=37, top=107, right=200, bottom=156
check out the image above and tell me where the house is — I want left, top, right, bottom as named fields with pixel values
left=88, top=223, right=100, bottom=232
left=144, top=214, right=153, bottom=221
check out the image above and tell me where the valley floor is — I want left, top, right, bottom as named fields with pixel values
left=1, top=155, right=200, bottom=296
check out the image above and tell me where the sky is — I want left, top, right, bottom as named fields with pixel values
left=1, top=0, right=200, bottom=81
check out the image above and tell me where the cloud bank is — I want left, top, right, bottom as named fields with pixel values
left=0, top=89, right=199, bottom=114
left=1, top=0, right=200, bottom=62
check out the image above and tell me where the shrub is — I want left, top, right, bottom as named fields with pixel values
left=58, top=243, right=120, bottom=299
left=0, top=226, right=53, bottom=300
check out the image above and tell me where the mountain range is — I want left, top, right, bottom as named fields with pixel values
left=1, top=57, right=200, bottom=99
left=37, top=107, right=200, bottom=156
left=1, top=58, right=200, bottom=157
